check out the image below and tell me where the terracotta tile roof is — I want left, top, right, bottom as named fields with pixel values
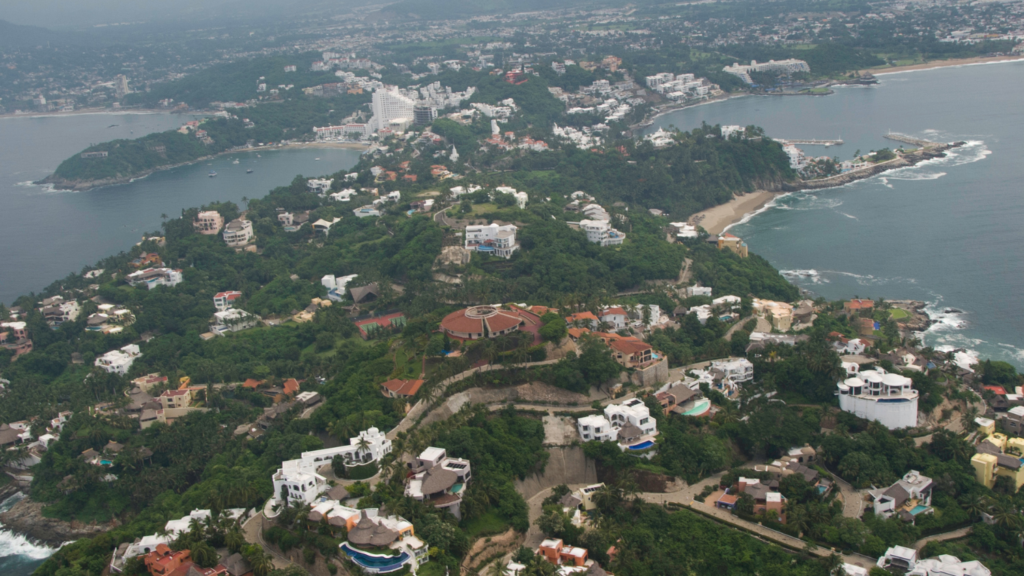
left=608, top=339, right=652, bottom=355
left=283, top=378, right=300, bottom=396
left=567, top=328, right=589, bottom=339
left=440, top=306, right=522, bottom=336
left=845, top=299, right=874, bottom=310
left=242, top=379, right=263, bottom=389
left=602, top=307, right=627, bottom=317
left=566, top=311, right=599, bottom=323
left=381, top=379, right=424, bottom=397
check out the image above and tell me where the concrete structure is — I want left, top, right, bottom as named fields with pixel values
left=440, top=305, right=523, bottom=340
left=538, top=539, right=589, bottom=568
left=838, top=367, right=919, bottom=429
left=299, top=427, right=392, bottom=469
left=95, top=344, right=141, bottom=376
left=193, top=211, right=224, bottom=235
left=752, top=299, right=794, bottom=332
left=272, top=458, right=328, bottom=506
left=125, top=268, right=182, bottom=290
left=370, top=88, right=416, bottom=133
left=723, top=59, right=810, bottom=84
left=869, top=470, right=934, bottom=522
left=578, top=397, right=658, bottom=449
left=464, top=223, right=519, bottom=258
left=972, top=434, right=1024, bottom=492
left=307, top=178, right=334, bottom=195
left=686, top=286, right=713, bottom=298
left=710, top=358, right=754, bottom=384
left=405, top=447, right=471, bottom=519
left=211, top=309, right=258, bottom=334
left=223, top=219, right=254, bottom=247
left=579, top=219, right=625, bottom=246
left=213, top=291, right=242, bottom=311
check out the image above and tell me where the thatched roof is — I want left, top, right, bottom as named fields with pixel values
left=347, top=511, right=399, bottom=547
left=421, top=466, right=458, bottom=495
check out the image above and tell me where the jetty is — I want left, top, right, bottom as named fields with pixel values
left=884, top=132, right=942, bottom=148
left=777, top=138, right=843, bottom=146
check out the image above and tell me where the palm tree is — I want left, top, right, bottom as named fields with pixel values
left=959, top=494, right=989, bottom=521
left=191, top=541, right=218, bottom=567
left=247, top=548, right=274, bottom=576
left=991, top=502, right=1021, bottom=529
left=225, top=527, right=245, bottom=554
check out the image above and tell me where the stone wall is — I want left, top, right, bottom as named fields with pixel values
left=514, top=446, right=598, bottom=501
left=631, top=358, right=669, bottom=387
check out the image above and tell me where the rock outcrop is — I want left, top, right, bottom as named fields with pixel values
left=0, top=496, right=117, bottom=547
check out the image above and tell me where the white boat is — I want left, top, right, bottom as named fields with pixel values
left=233, top=159, right=240, bottom=164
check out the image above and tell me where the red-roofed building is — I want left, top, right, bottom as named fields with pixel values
left=608, top=338, right=653, bottom=368
left=144, top=545, right=190, bottom=576
left=565, top=311, right=599, bottom=329
left=242, top=379, right=263, bottom=389
left=440, top=306, right=523, bottom=340
left=213, top=291, right=243, bottom=312
left=600, top=307, right=628, bottom=330
left=282, top=378, right=300, bottom=396
left=380, top=379, right=424, bottom=399
left=985, top=386, right=1008, bottom=396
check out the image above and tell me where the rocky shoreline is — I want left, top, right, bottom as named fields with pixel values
left=782, top=142, right=962, bottom=192
left=0, top=495, right=118, bottom=547
left=37, top=155, right=219, bottom=192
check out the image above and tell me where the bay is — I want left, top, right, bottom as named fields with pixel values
left=0, top=113, right=363, bottom=306
left=648, top=61, right=1024, bottom=369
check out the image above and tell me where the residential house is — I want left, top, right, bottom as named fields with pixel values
left=738, top=477, right=786, bottom=521
left=272, top=458, right=328, bottom=506
left=972, top=434, right=1024, bottom=492
left=292, top=428, right=392, bottom=470
left=1002, top=406, right=1024, bottom=436
left=0, top=322, right=33, bottom=359
left=322, top=274, right=359, bottom=302
left=41, top=298, right=82, bottom=326
left=125, top=268, right=183, bottom=290
left=405, top=447, right=472, bottom=519
left=717, top=233, right=748, bottom=257
left=577, top=397, right=658, bottom=449
left=143, top=545, right=191, bottom=576
left=838, top=368, right=919, bottom=429
left=193, top=211, right=224, bottom=235
left=608, top=338, right=653, bottom=368
left=565, top=311, right=599, bottom=329
left=538, top=539, right=589, bottom=568
left=222, top=219, right=254, bottom=248
left=869, top=470, right=934, bottom=522
left=307, top=178, right=333, bottom=195
left=599, top=307, right=628, bottom=330
left=213, top=291, right=243, bottom=311
left=710, top=358, right=754, bottom=384
left=312, top=217, right=342, bottom=236
left=95, top=344, right=142, bottom=375
left=464, top=223, right=519, bottom=259
left=686, top=286, right=713, bottom=298
left=440, top=305, right=524, bottom=340
left=578, top=219, right=625, bottom=246
left=130, top=253, right=163, bottom=269
left=380, top=378, right=425, bottom=400
left=844, top=299, right=874, bottom=316
left=211, top=309, right=258, bottom=334
left=829, top=332, right=867, bottom=355
left=350, top=283, right=380, bottom=304
left=752, top=299, right=793, bottom=332
left=277, top=210, right=309, bottom=232
left=329, top=189, right=357, bottom=202
left=655, top=382, right=709, bottom=417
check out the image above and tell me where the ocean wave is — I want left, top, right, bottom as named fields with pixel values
left=0, top=494, right=60, bottom=562
left=886, top=171, right=947, bottom=181
left=918, top=140, right=990, bottom=168
left=838, top=212, right=858, bottom=220
left=879, top=177, right=893, bottom=189
left=721, top=192, right=791, bottom=233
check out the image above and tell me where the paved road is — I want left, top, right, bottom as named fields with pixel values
left=829, top=472, right=865, bottom=519
left=913, top=526, right=973, bottom=552
left=724, top=316, right=755, bottom=341
left=241, top=513, right=293, bottom=570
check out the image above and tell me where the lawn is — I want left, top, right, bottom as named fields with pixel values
left=468, top=203, right=498, bottom=215
left=889, top=308, right=910, bottom=320
left=462, top=511, right=510, bottom=539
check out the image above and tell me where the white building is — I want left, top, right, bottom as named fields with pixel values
left=213, top=291, right=242, bottom=311
left=109, top=508, right=250, bottom=572
left=223, top=219, right=254, bottom=247
left=838, top=367, right=919, bottom=429
left=628, top=304, right=662, bottom=329
left=312, top=217, right=342, bottom=236
left=272, top=459, right=327, bottom=506
left=869, top=470, right=933, bottom=519
left=211, top=309, right=258, bottom=334
left=579, top=219, right=626, bottom=246
left=296, top=427, right=392, bottom=469
left=95, top=344, right=142, bottom=376
left=686, top=286, right=713, bottom=298
left=711, top=358, right=754, bottom=384
left=599, top=306, right=628, bottom=331
left=322, top=274, right=359, bottom=302
left=494, top=186, right=528, bottom=209
left=405, top=447, right=472, bottom=519
left=125, top=268, right=183, bottom=290
left=723, top=59, right=810, bottom=84
left=577, top=398, right=658, bottom=446
left=330, top=189, right=357, bottom=202
left=370, top=88, right=416, bottom=133
left=464, top=223, right=519, bottom=259
left=307, top=178, right=334, bottom=195
left=671, top=222, right=699, bottom=240
left=721, top=125, right=745, bottom=139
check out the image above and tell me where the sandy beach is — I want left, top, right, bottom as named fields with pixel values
left=690, top=191, right=777, bottom=235
left=866, top=54, right=1024, bottom=76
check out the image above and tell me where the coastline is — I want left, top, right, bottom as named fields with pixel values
left=866, top=54, right=1024, bottom=76
left=39, top=140, right=371, bottom=192
left=0, top=107, right=178, bottom=121
left=690, top=141, right=961, bottom=234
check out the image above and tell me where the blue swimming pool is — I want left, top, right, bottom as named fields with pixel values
left=340, top=543, right=410, bottom=573
left=628, top=440, right=655, bottom=450
left=910, top=505, right=930, bottom=515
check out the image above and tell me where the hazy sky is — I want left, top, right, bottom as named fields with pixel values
left=3, top=0, right=379, bottom=29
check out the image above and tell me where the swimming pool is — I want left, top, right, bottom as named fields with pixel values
left=910, top=505, right=930, bottom=515
left=340, top=543, right=410, bottom=573
left=682, top=399, right=711, bottom=417
left=628, top=440, right=655, bottom=450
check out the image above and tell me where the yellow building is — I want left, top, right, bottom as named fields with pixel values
left=717, top=233, right=749, bottom=258
left=972, top=434, right=1024, bottom=492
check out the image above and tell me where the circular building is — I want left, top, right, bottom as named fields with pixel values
left=440, top=306, right=523, bottom=340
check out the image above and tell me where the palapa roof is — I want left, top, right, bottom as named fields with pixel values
left=350, top=283, right=380, bottom=304
left=347, top=511, right=399, bottom=547
left=219, top=552, right=252, bottom=576
left=421, top=466, right=459, bottom=495
left=617, top=423, right=644, bottom=442
left=327, top=484, right=349, bottom=501
left=0, top=424, right=20, bottom=446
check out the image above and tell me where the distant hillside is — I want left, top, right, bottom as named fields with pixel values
left=0, top=19, right=96, bottom=48
left=378, top=0, right=626, bottom=19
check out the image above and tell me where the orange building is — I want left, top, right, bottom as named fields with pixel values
left=144, top=545, right=191, bottom=576
left=538, top=538, right=588, bottom=567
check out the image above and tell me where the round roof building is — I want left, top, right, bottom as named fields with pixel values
left=440, top=306, right=523, bottom=340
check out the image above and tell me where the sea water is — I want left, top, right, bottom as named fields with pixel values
left=0, top=112, right=363, bottom=305
left=649, top=61, right=1024, bottom=369
left=0, top=493, right=59, bottom=576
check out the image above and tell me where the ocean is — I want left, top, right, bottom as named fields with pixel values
left=0, top=112, right=364, bottom=306
left=648, top=60, right=1024, bottom=369
left=0, top=493, right=58, bottom=576
left=0, top=113, right=363, bottom=574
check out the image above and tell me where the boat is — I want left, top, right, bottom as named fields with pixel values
left=314, top=158, right=320, bottom=161
left=246, top=169, right=253, bottom=174
left=233, top=159, right=240, bottom=164
left=208, top=171, right=217, bottom=177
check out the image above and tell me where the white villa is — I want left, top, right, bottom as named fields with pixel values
left=838, top=367, right=919, bottom=429
left=298, top=427, right=393, bottom=470
left=307, top=178, right=334, bottom=195
left=211, top=309, right=259, bottom=334
left=330, top=189, right=357, bottom=202
left=223, top=219, right=254, bottom=247
left=109, top=508, right=251, bottom=572
left=464, top=223, right=519, bottom=259
left=577, top=398, right=658, bottom=450
left=710, top=358, right=754, bottom=384
left=869, top=470, right=934, bottom=522
left=579, top=219, right=625, bottom=246
left=125, top=268, right=183, bottom=290
left=95, top=344, right=142, bottom=376
left=405, top=447, right=472, bottom=519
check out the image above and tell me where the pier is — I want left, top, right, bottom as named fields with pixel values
left=884, top=132, right=943, bottom=148
left=776, top=138, right=843, bottom=146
